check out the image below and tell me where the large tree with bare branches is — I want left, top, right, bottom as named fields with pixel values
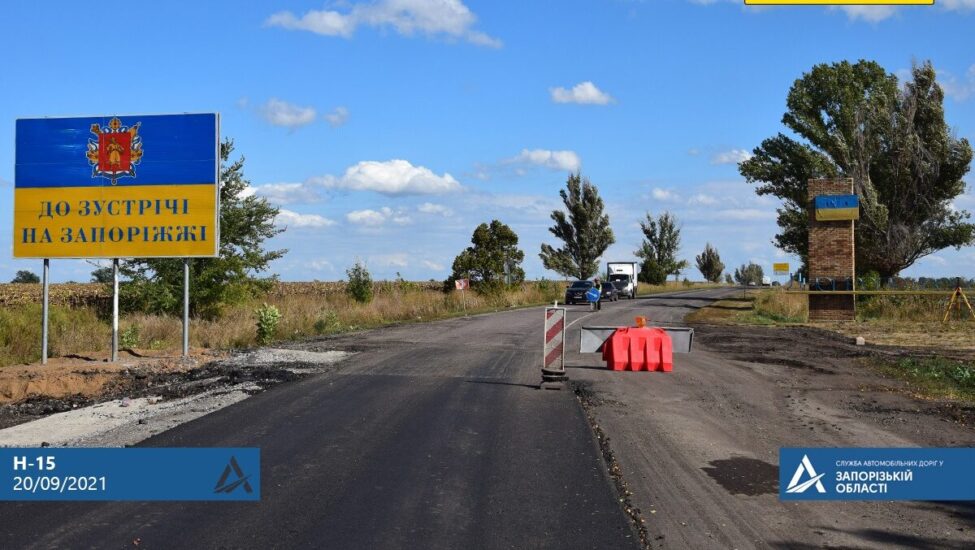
left=740, top=60, right=973, bottom=277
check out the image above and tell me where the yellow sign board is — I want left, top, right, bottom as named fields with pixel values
left=773, top=263, right=790, bottom=276
left=14, top=114, right=219, bottom=259
left=745, top=1, right=931, bottom=4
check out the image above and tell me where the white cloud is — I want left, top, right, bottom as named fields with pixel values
left=266, top=9, right=355, bottom=37
left=711, top=149, right=753, bottom=165
left=834, top=6, right=898, bottom=22
left=941, top=0, right=975, bottom=10
left=265, top=0, right=501, bottom=48
left=317, top=159, right=461, bottom=195
left=275, top=209, right=336, bottom=229
left=371, top=253, right=410, bottom=268
left=250, top=182, right=322, bottom=205
left=325, top=106, right=350, bottom=127
left=346, top=209, right=387, bottom=226
left=346, top=207, right=412, bottom=227
left=260, top=98, right=317, bottom=129
left=920, top=254, right=948, bottom=266
left=418, top=202, right=453, bottom=216
left=688, top=193, right=718, bottom=206
left=422, top=260, right=444, bottom=271
left=651, top=188, right=680, bottom=202
left=306, top=259, right=335, bottom=272
left=549, top=81, right=613, bottom=105
left=938, top=65, right=975, bottom=102
left=509, top=149, right=582, bottom=172
left=468, top=193, right=559, bottom=218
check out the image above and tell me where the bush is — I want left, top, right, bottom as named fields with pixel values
left=638, top=260, right=667, bottom=285
left=119, top=325, right=140, bottom=349
left=346, top=261, right=374, bottom=304
left=313, top=310, right=341, bottom=334
left=255, top=303, right=281, bottom=345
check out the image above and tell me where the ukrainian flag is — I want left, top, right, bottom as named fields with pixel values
left=815, top=195, right=859, bottom=221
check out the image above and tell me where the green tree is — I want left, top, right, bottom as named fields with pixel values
left=695, top=243, right=725, bottom=283
left=539, top=173, right=615, bottom=279
left=447, top=220, right=526, bottom=290
left=740, top=60, right=974, bottom=277
left=638, top=260, right=667, bottom=286
left=635, top=212, right=688, bottom=282
left=90, top=266, right=113, bottom=284
left=346, top=260, right=374, bottom=304
left=120, top=139, right=286, bottom=318
left=734, top=263, right=764, bottom=286
left=724, top=273, right=734, bottom=285
left=11, top=270, right=40, bottom=284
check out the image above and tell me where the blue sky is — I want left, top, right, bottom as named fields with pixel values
left=2, top=0, right=974, bottom=282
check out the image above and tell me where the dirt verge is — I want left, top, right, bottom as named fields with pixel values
left=690, top=323, right=975, bottom=426
left=0, top=348, right=351, bottom=433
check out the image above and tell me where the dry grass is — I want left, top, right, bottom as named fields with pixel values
left=856, top=294, right=950, bottom=322
left=1, top=282, right=565, bottom=367
left=825, top=321, right=975, bottom=350
left=688, top=289, right=975, bottom=350
left=0, top=305, right=110, bottom=366
left=684, top=298, right=752, bottom=323
left=753, top=291, right=808, bottom=323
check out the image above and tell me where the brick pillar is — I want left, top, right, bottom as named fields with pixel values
left=807, top=178, right=856, bottom=321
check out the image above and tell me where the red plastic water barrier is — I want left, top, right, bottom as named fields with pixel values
left=601, top=327, right=673, bottom=372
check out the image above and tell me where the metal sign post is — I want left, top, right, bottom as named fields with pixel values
left=455, top=278, right=469, bottom=315
left=183, top=259, right=190, bottom=357
left=111, top=259, right=119, bottom=361
left=540, top=307, right=567, bottom=390
left=41, top=259, right=49, bottom=365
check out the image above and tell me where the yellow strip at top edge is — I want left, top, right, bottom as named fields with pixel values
left=745, top=1, right=933, bottom=5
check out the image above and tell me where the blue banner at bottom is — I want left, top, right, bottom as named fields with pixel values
left=780, top=447, right=974, bottom=501
left=0, top=448, right=260, bottom=501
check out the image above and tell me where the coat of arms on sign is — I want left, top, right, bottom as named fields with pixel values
left=86, top=116, right=143, bottom=185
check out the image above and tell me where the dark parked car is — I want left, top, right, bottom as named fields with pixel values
left=600, top=282, right=619, bottom=302
left=611, top=280, right=629, bottom=297
left=564, top=280, right=594, bottom=305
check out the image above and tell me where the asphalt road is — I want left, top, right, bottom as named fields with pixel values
left=0, top=291, right=650, bottom=550
left=2, top=287, right=971, bottom=549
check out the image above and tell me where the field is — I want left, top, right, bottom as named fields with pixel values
left=0, top=279, right=724, bottom=369
left=0, top=280, right=561, bottom=368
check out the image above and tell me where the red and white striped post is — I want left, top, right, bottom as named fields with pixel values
left=541, top=306, right=568, bottom=389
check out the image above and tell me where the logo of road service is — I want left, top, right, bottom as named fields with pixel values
left=86, top=116, right=143, bottom=185
left=786, top=454, right=827, bottom=494
left=214, top=456, right=253, bottom=494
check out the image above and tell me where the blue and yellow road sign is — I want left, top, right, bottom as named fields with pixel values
left=14, top=113, right=219, bottom=258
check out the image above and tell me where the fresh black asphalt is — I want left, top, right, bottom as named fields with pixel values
left=0, top=300, right=644, bottom=549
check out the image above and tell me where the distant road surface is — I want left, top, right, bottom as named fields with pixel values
left=2, top=287, right=971, bottom=549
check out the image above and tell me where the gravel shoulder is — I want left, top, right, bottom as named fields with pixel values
left=0, top=348, right=351, bottom=447
left=563, top=289, right=974, bottom=549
